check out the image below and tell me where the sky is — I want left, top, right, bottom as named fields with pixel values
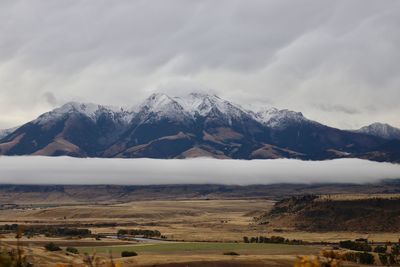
left=0, top=0, right=399, bottom=129
left=1, top=156, right=400, bottom=185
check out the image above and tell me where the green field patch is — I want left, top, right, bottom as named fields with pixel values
left=78, top=242, right=316, bottom=255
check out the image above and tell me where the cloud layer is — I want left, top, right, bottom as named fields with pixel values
left=0, top=156, right=399, bottom=185
left=0, top=1, right=399, bottom=129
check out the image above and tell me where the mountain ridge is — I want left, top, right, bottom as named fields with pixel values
left=353, top=122, right=400, bottom=140
left=0, top=92, right=399, bottom=162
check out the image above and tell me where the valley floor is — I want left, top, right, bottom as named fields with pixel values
left=0, top=198, right=398, bottom=266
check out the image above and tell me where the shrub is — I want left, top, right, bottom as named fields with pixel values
left=339, top=240, right=371, bottom=252
left=223, top=252, right=239, bottom=256
left=66, top=247, right=79, bottom=254
left=295, top=255, right=338, bottom=267
left=244, top=235, right=304, bottom=245
left=321, top=250, right=341, bottom=260
left=358, top=252, right=374, bottom=265
left=121, top=251, right=138, bottom=257
left=374, top=245, right=387, bottom=253
left=0, top=247, right=31, bottom=267
left=342, top=252, right=358, bottom=262
left=379, top=254, right=388, bottom=265
left=388, top=254, right=396, bottom=265
left=44, top=242, right=62, bottom=252
left=117, top=229, right=161, bottom=237
left=342, top=251, right=375, bottom=265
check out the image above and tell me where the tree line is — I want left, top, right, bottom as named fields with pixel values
left=117, top=229, right=161, bottom=238
left=243, top=235, right=305, bottom=245
left=0, top=224, right=91, bottom=237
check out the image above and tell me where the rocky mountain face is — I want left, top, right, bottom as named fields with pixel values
left=0, top=127, right=18, bottom=140
left=354, top=122, right=400, bottom=140
left=0, top=92, right=399, bottom=162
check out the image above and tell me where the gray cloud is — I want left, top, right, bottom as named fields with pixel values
left=0, top=156, right=399, bottom=185
left=0, top=1, right=399, bottom=129
left=43, top=92, right=58, bottom=106
left=313, top=103, right=360, bottom=115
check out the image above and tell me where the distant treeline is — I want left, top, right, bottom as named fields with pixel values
left=0, top=224, right=91, bottom=237
left=243, top=235, right=305, bottom=245
left=117, top=229, right=161, bottom=238
left=339, top=240, right=372, bottom=252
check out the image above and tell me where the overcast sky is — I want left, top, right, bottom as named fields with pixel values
left=0, top=0, right=399, bottom=129
left=1, top=156, right=400, bottom=185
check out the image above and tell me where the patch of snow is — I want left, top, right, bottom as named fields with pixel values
left=0, top=126, right=18, bottom=139
left=253, top=107, right=311, bottom=129
left=355, top=123, right=400, bottom=140
left=173, top=92, right=248, bottom=119
left=133, top=93, right=191, bottom=123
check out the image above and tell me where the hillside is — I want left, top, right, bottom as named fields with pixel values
left=1, top=180, right=400, bottom=204
left=259, top=195, right=400, bottom=232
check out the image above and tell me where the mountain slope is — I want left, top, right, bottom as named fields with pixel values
left=354, top=122, right=400, bottom=140
left=0, top=92, right=398, bottom=162
left=0, top=127, right=18, bottom=140
left=105, top=93, right=268, bottom=159
left=0, top=102, right=134, bottom=157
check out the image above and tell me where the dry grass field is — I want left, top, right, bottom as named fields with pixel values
left=0, top=199, right=398, bottom=243
left=0, top=197, right=398, bottom=266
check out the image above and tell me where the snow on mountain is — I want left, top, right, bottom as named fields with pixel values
left=132, top=92, right=252, bottom=126
left=34, top=102, right=134, bottom=126
left=355, top=123, right=400, bottom=140
left=173, top=92, right=248, bottom=118
left=1, top=92, right=399, bottom=161
left=0, top=127, right=18, bottom=140
left=253, top=107, right=311, bottom=129
left=29, top=92, right=319, bottom=130
left=133, top=93, right=192, bottom=123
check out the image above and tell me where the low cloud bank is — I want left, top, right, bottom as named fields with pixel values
left=0, top=156, right=399, bottom=185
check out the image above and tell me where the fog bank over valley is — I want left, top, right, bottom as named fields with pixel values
left=0, top=156, right=399, bottom=185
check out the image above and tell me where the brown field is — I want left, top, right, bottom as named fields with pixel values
left=0, top=197, right=398, bottom=266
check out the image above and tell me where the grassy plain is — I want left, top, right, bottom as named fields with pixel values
left=0, top=197, right=398, bottom=266
left=78, top=242, right=319, bottom=255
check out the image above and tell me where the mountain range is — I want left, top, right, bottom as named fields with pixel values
left=0, top=92, right=399, bottom=162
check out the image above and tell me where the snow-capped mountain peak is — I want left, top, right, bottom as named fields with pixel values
left=34, top=102, right=134, bottom=125
left=30, top=92, right=317, bottom=130
left=355, top=122, right=400, bottom=140
left=253, top=107, right=310, bottom=129
left=131, top=92, right=251, bottom=124
left=173, top=92, right=247, bottom=118
left=133, top=93, right=190, bottom=123
left=1, top=92, right=399, bottom=162
left=133, top=92, right=312, bottom=128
